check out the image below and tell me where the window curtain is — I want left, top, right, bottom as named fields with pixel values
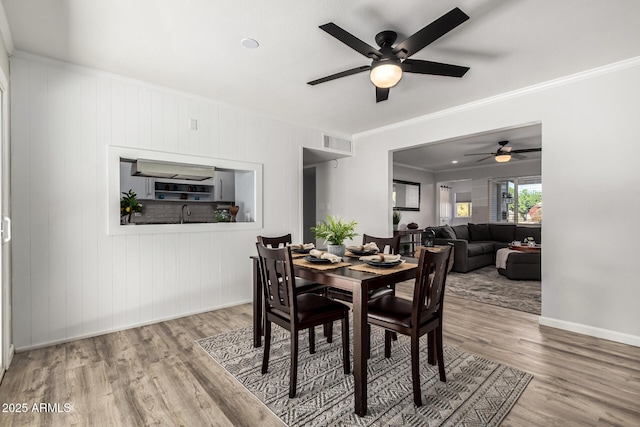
left=439, top=185, right=451, bottom=224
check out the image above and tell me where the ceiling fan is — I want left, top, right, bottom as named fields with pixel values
left=465, top=141, right=542, bottom=163
left=307, top=7, right=471, bottom=102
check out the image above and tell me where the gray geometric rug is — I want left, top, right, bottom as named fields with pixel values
left=444, top=266, right=541, bottom=315
left=197, top=324, right=532, bottom=426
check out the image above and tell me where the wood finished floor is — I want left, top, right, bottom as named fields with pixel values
left=1, top=289, right=639, bottom=426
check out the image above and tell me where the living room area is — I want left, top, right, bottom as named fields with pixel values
left=391, top=123, right=542, bottom=315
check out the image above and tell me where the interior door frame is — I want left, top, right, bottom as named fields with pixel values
left=0, top=64, right=12, bottom=378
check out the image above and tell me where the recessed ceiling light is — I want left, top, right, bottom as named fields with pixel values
left=241, top=38, right=259, bottom=49
left=452, top=160, right=458, bottom=164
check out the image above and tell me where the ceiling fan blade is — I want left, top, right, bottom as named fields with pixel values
left=319, top=23, right=382, bottom=59
left=307, top=65, right=371, bottom=85
left=402, top=59, right=469, bottom=77
left=511, top=148, right=542, bottom=154
left=393, top=7, right=469, bottom=59
left=475, top=155, right=493, bottom=163
left=376, top=87, right=390, bottom=102
left=464, top=152, right=495, bottom=156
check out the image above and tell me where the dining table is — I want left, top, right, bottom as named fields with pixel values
left=251, top=251, right=419, bottom=417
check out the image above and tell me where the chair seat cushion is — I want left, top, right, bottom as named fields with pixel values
left=272, top=294, right=349, bottom=324
left=368, top=295, right=437, bottom=329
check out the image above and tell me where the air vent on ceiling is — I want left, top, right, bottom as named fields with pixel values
left=323, top=135, right=352, bottom=154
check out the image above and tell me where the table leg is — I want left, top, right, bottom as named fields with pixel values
left=352, top=283, right=368, bottom=417
left=252, top=258, right=263, bottom=348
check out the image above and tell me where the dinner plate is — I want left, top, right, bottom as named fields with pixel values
left=304, top=256, right=331, bottom=264
left=364, top=259, right=404, bottom=268
left=347, top=249, right=378, bottom=256
left=292, top=248, right=311, bottom=254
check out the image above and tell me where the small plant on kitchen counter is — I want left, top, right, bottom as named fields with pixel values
left=121, top=189, right=143, bottom=223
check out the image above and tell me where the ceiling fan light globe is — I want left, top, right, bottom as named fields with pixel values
left=495, top=153, right=511, bottom=163
left=370, top=62, right=402, bottom=88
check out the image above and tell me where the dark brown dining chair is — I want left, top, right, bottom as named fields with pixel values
left=256, top=243, right=350, bottom=398
left=257, top=234, right=325, bottom=295
left=327, top=234, right=401, bottom=303
left=366, top=245, right=453, bottom=406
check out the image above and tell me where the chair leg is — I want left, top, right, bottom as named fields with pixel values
left=289, top=330, right=299, bottom=398
left=410, top=334, right=422, bottom=407
left=326, top=321, right=333, bottom=343
left=427, top=331, right=436, bottom=366
left=384, top=330, right=392, bottom=358
left=390, top=331, right=398, bottom=341
left=367, top=324, right=371, bottom=359
left=435, top=326, right=446, bottom=382
left=309, top=326, right=316, bottom=354
left=262, top=319, right=271, bottom=374
left=342, top=314, right=350, bottom=374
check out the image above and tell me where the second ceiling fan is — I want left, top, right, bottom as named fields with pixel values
left=307, top=7, right=471, bottom=102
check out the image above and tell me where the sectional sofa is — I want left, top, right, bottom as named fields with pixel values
left=425, top=223, right=541, bottom=278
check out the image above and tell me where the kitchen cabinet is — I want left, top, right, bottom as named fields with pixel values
left=215, top=171, right=235, bottom=201
left=120, top=162, right=154, bottom=199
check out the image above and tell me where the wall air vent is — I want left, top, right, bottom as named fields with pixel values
left=323, top=135, right=352, bottom=154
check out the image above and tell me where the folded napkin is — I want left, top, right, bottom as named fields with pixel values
left=309, top=249, right=342, bottom=263
left=289, top=243, right=315, bottom=250
left=346, top=242, right=380, bottom=253
left=359, top=254, right=402, bottom=262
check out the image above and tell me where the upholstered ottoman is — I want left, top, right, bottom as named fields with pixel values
left=497, top=251, right=541, bottom=280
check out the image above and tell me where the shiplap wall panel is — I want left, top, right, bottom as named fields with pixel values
left=11, top=54, right=325, bottom=350
left=48, top=66, right=69, bottom=342
left=29, top=61, right=49, bottom=346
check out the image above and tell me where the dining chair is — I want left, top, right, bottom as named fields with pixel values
left=366, top=244, right=453, bottom=407
left=257, top=234, right=326, bottom=295
left=327, top=234, right=401, bottom=303
left=256, top=243, right=351, bottom=398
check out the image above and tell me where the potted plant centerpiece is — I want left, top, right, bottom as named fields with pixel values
left=311, top=214, right=358, bottom=258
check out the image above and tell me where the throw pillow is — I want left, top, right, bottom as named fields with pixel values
left=441, top=224, right=456, bottom=239
left=489, top=223, right=516, bottom=242
left=468, top=223, right=492, bottom=241
left=451, top=224, right=470, bottom=241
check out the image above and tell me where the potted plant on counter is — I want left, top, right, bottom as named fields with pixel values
left=311, top=214, right=358, bottom=258
left=393, top=209, right=402, bottom=230
left=120, top=189, right=143, bottom=224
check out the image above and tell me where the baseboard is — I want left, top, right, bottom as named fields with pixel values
left=539, top=316, right=640, bottom=347
left=15, top=300, right=252, bottom=352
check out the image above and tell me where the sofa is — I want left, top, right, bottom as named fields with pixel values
left=424, top=223, right=541, bottom=277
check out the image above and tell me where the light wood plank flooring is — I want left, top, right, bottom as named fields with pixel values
left=1, top=290, right=638, bottom=426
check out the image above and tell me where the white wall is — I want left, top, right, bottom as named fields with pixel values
left=10, top=53, right=324, bottom=350
left=331, top=59, right=640, bottom=346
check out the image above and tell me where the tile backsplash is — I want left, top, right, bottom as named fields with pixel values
left=129, top=200, right=235, bottom=224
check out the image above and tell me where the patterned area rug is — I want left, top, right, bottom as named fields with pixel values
left=444, top=266, right=541, bottom=315
left=197, top=325, right=532, bottom=426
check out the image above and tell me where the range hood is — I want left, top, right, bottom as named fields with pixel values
left=131, top=159, right=215, bottom=181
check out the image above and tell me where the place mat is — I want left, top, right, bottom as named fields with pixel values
left=292, top=258, right=352, bottom=271
left=290, top=252, right=308, bottom=259
left=349, top=261, right=418, bottom=275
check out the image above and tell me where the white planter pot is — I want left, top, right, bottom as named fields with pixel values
left=326, top=244, right=346, bottom=258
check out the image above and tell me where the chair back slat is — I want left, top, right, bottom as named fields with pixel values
left=412, top=246, right=453, bottom=325
left=256, top=243, right=296, bottom=315
left=363, top=234, right=401, bottom=254
left=257, top=234, right=292, bottom=248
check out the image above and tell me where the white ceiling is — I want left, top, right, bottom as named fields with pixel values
left=3, top=0, right=640, bottom=137
left=392, top=123, right=542, bottom=172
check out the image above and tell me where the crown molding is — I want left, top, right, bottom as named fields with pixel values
left=355, top=56, right=640, bottom=139
left=0, top=3, right=14, bottom=54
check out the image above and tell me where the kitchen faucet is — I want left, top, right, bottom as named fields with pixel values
left=180, top=204, right=191, bottom=224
